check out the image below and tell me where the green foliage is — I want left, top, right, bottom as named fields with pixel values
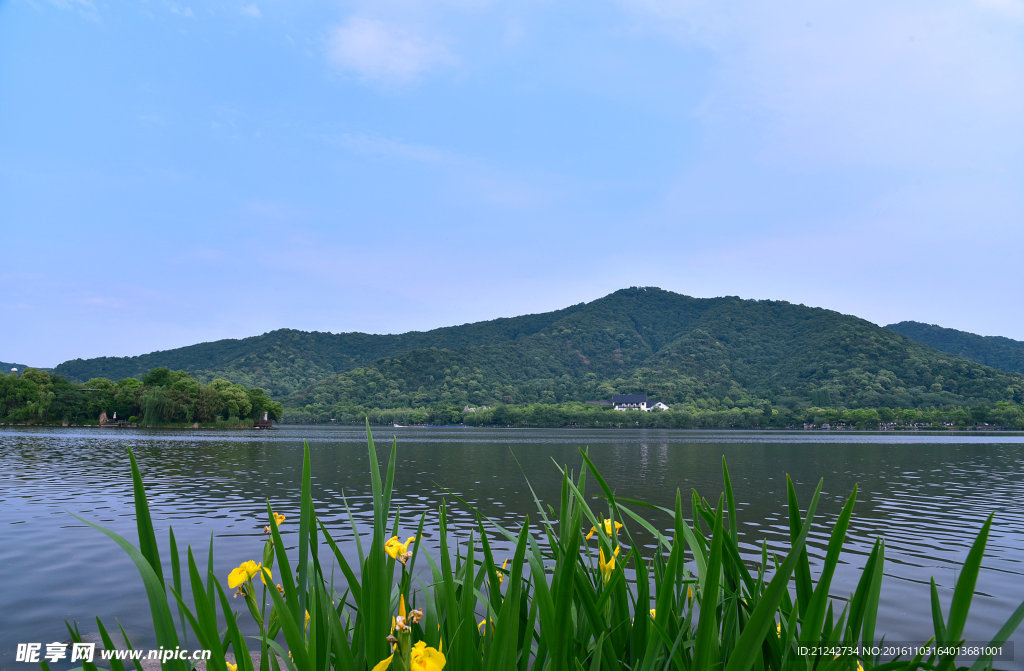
left=283, top=400, right=1024, bottom=430
left=0, top=367, right=283, bottom=426
left=43, top=288, right=1024, bottom=415
left=74, top=433, right=1024, bottom=670
left=888, top=321, right=1024, bottom=375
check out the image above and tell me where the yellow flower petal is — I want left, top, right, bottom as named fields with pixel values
left=228, top=560, right=262, bottom=588
left=410, top=640, right=446, bottom=671
left=587, top=518, right=624, bottom=540
left=598, top=546, right=620, bottom=583
left=384, top=534, right=418, bottom=563
left=228, top=566, right=248, bottom=589
left=497, top=558, right=509, bottom=584
left=242, top=560, right=261, bottom=580
left=371, top=654, right=394, bottom=671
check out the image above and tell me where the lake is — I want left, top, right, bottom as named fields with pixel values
left=2, top=425, right=1023, bottom=669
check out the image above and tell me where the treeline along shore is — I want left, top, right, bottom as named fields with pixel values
left=285, top=400, right=1024, bottom=430
left=10, top=288, right=1024, bottom=430
left=4, top=366, right=1024, bottom=430
left=0, top=367, right=283, bottom=427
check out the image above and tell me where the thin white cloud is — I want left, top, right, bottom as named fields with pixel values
left=167, top=3, right=194, bottom=18
left=241, top=4, right=262, bottom=19
left=326, top=17, right=455, bottom=85
left=974, top=0, right=1024, bottom=20
left=321, top=131, right=548, bottom=207
left=45, top=0, right=99, bottom=21
left=619, top=0, right=1024, bottom=170
left=328, top=133, right=453, bottom=163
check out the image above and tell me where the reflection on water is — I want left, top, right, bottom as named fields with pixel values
left=2, top=426, right=1023, bottom=668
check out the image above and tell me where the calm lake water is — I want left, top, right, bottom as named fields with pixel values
left=2, top=425, right=1023, bottom=669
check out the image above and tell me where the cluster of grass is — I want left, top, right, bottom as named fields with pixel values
left=60, top=427, right=1024, bottom=671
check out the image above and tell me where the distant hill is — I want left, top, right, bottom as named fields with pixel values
left=1, top=361, right=31, bottom=373
left=290, top=288, right=1024, bottom=411
left=52, top=304, right=585, bottom=397
left=885, top=321, right=1024, bottom=375
left=53, top=287, right=1024, bottom=411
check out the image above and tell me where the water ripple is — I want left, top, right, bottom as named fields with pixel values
left=2, top=425, right=1023, bottom=668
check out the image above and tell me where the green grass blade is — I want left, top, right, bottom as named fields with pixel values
left=215, top=581, right=255, bottom=671
left=168, top=528, right=186, bottom=645
left=723, top=456, right=738, bottom=544
left=930, top=578, right=948, bottom=644
left=263, top=574, right=312, bottom=670
left=71, top=513, right=182, bottom=657
left=693, top=497, right=725, bottom=671
left=969, top=598, right=1024, bottom=671
left=946, top=514, right=993, bottom=642
left=804, top=485, right=857, bottom=641
left=847, top=539, right=884, bottom=647
left=723, top=478, right=822, bottom=671
left=126, top=448, right=165, bottom=587
left=317, top=520, right=362, bottom=605
left=297, top=439, right=313, bottom=616
left=64, top=622, right=100, bottom=671
left=786, top=476, right=815, bottom=613
left=938, top=514, right=994, bottom=671
left=95, top=618, right=128, bottom=671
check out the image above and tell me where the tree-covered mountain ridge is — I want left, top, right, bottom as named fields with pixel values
left=885, top=321, right=1024, bottom=375
left=52, top=302, right=585, bottom=398
left=51, top=287, right=1024, bottom=412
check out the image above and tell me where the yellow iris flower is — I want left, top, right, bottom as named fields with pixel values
left=264, top=512, right=287, bottom=533
left=372, top=641, right=446, bottom=671
left=226, top=663, right=237, bottom=671
left=227, top=560, right=262, bottom=589
left=598, top=546, right=620, bottom=583
left=385, top=535, right=417, bottom=562
left=410, top=641, right=446, bottom=670
left=586, top=518, right=623, bottom=540
left=496, top=558, right=509, bottom=584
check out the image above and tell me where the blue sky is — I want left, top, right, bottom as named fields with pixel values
left=2, top=0, right=1023, bottom=368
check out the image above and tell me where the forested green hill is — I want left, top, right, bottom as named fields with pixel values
left=886, top=321, right=1024, bottom=375
left=291, top=288, right=1024, bottom=412
left=52, top=303, right=585, bottom=397
left=51, top=288, right=1024, bottom=413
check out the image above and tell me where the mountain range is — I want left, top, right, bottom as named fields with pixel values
left=46, top=287, right=1024, bottom=412
left=884, top=321, right=1024, bottom=375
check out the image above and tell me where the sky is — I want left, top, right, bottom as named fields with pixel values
left=2, top=0, right=1023, bottom=368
